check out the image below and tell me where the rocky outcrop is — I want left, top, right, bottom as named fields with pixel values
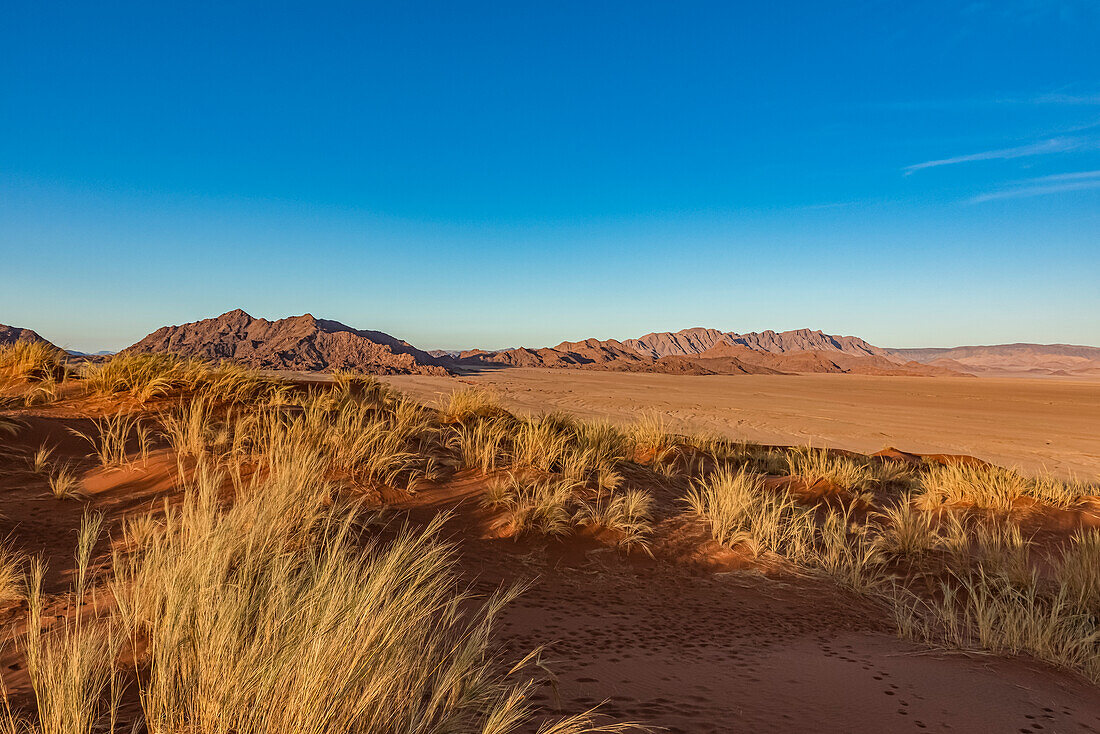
left=123, top=310, right=449, bottom=376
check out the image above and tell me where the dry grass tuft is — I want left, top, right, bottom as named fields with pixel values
left=70, top=412, right=152, bottom=468
left=873, top=496, right=940, bottom=560
left=82, top=352, right=194, bottom=400
left=439, top=388, right=504, bottom=424
left=47, top=464, right=84, bottom=500
left=11, top=513, right=123, bottom=734
left=485, top=474, right=577, bottom=538
left=82, top=353, right=283, bottom=405
left=686, top=465, right=816, bottom=559
left=892, top=570, right=1100, bottom=683
left=102, top=441, right=631, bottom=734
left=1059, top=530, right=1100, bottom=613
left=449, top=419, right=509, bottom=474
left=786, top=447, right=875, bottom=492
left=331, top=370, right=392, bottom=404
left=575, top=488, right=654, bottom=552
left=917, top=463, right=1092, bottom=511
left=28, top=445, right=54, bottom=475
left=511, top=415, right=573, bottom=472
left=0, top=546, right=23, bottom=608
left=0, top=341, right=69, bottom=383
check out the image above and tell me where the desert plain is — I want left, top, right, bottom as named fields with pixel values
left=386, top=368, right=1100, bottom=479
left=2, top=319, right=1100, bottom=734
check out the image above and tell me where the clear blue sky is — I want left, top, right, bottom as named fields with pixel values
left=2, top=1, right=1098, bottom=352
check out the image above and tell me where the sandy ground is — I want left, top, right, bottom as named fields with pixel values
left=5, top=392, right=1100, bottom=731
left=383, top=369, right=1100, bottom=479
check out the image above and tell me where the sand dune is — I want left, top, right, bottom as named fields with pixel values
left=384, top=369, right=1100, bottom=479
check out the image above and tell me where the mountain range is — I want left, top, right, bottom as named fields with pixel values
left=121, top=310, right=448, bottom=375
left=5, top=312, right=1099, bottom=378
left=449, top=327, right=950, bottom=376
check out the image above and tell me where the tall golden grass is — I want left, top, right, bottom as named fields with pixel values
left=5, top=361, right=1100, bottom=703
left=82, top=353, right=284, bottom=404
left=70, top=413, right=151, bottom=468
left=0, top=342, right=68, bottom=384
left=686, top=466, right=815, bottom=559
left=917, top=462, right=1092, bottom=510
left=786, top=447, right=875, bottom=492
left=3, top=408, right=641, bottom=732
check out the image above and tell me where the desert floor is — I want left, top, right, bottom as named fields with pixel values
left=383, top=369, right=1100, bottom=479
left=4, top=372, right=1100, bottom=732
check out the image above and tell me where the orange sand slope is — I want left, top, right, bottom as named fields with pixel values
left=383, top=370, right=1100, bottom=479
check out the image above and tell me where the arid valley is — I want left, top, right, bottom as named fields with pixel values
left=1, top=313, right=1099, bottom=732
left=4, top=4, right=1099, bottom=731
left=386, top=369, right=1100, bottom=479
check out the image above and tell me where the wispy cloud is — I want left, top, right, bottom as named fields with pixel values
left=904, top=137, right=1084, bottom=174
left=970, top=170, right=1100, bottom=202
left=1011, top=169, right=1100, bottom=184
left=1028, top=92, right=1100, bottom=105
left=874, top=94, right=1100, bottom=111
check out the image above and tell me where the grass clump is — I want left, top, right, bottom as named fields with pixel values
left=11, top=514, right=123, bottom=734
left=439, top=388, right=504, bottom=424
left=686, top=466, right=816, bottom=559
left=1058, top=530, right=1100, bottom=612
left=511, top=414, right=573, bottom=472
left=28, top=445, right=54, bottom=475
left=872, top=495, right=941, bottom=561
left=70, top=412, right=152, bottom=468
left=575, top=488, right=654, bottom=552
left=107, top=442, right=629, bottom=734
left=331, top=370, right=392, bottom=404
left=448, top=419, right=509, bottom=474
left=47, top=464, right=84, bottom=500
left=83, top=353, right=283, bottom=405
left=0, top=341, right=69, bottom=383
left=892, top=569, right=1100, bottom=683
left=0, top=546, right=23, bottom=608
left=786, top=447, right=875, bottom=492
left=917, top=463, right=1092, bottom=511
left=485, top=475, right=577, bottom=538
left=82, top=353, right=196, bottom=401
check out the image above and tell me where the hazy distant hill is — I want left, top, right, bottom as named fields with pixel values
left=124, top=310, right=449, bottom=376
left=890, top=343, right=1100, bottom=377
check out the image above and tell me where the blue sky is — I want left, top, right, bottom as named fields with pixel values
left=2, top=1, right=1098, bottom=352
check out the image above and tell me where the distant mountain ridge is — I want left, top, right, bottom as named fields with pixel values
left=15, top=312, right=1096, bottom=378
left=890, top=343, right=1100, bottom=377
left=455, top=327, right=953, bottom=376
left=123, top=310, right=448, bottom=376
left=622, top=327, right=895, bottom=361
